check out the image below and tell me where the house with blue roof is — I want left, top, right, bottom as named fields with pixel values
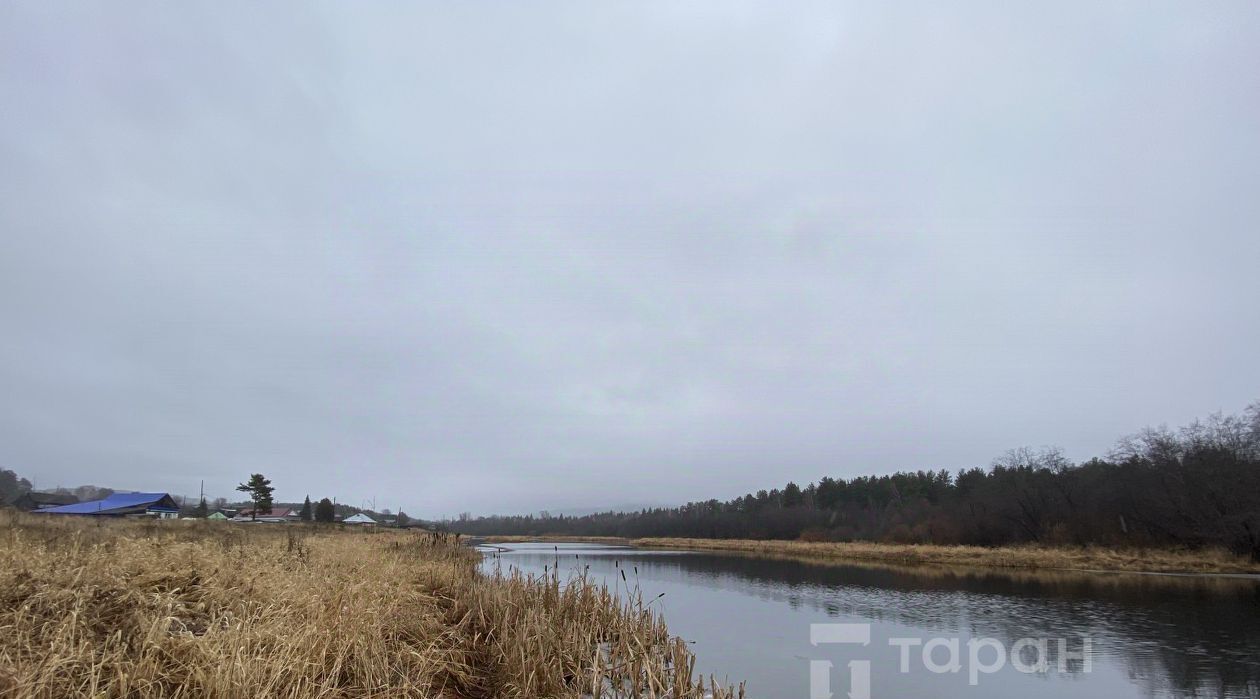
left=33, top=492, right=181, bottom=518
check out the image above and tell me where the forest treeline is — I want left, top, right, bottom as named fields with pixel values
left=450, top=403, right=1260, bottom=560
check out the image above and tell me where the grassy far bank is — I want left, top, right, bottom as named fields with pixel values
left=481, top=535, right=632, bottom=545
left=0, top=512, right=742, bottom=698
left=629, top=537, right=1260, bottom=575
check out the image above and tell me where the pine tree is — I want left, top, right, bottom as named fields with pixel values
left=235, top=474, right=275, bottom=521
left=299, top=495, right=312, bottom=522
left=314, top=497, right=335, bottom=523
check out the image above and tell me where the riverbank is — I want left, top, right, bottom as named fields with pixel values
left=630, top=537, right=1260, bottom=575
left=481, top=534, right=632, bottom=545
left=0, top=512, right=741, bottom=698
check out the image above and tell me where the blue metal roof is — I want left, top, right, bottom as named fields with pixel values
left=34, top=492, right=178, bottom=514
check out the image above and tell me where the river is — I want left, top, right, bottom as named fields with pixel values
left=478, top=542, right=1260, bottom=698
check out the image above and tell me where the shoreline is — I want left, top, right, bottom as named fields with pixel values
left=629, top=537, right=1260, bottom=576
left=471, top=533, right=1260, bottom=576
left=479, top=534, right=632, bottom=545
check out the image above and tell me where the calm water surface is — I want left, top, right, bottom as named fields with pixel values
left=478, top=542, right=1260, bottom=698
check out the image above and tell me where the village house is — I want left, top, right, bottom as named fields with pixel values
left=233, top=507, right=301, bottom=523
left=33, top=492, right=180, bottom=518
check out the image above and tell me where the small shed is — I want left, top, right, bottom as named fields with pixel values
left=206, top=511, right=229, bottom=520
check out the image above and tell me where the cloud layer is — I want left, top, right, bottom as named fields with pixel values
left=3, top=2, right=1258, bottom=516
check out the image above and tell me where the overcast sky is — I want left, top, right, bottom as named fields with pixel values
left=2, top=2, right=1258, bottom=516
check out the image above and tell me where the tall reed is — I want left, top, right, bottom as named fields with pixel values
left=0, top=511, right=742, bottom=698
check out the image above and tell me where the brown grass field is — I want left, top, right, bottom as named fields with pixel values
left=630, top=537, right=1260, bottom=575
left=0, top=511, right=743, bottom=698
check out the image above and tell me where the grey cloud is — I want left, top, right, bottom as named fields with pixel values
left=2, top=1, right=1258, bottom=516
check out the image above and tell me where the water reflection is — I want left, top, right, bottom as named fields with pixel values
left=480, top=543, right=1260, bottom=698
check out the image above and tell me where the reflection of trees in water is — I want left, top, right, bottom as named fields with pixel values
left=489, top=550, right=1260, bottom=699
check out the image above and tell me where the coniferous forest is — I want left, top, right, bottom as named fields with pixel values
left=451, top=403, right=1260, bottom=560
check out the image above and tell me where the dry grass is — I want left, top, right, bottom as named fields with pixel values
left=0, top=511, right=742, bottom=698
left=631, top=537, right=1260, bottom=575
